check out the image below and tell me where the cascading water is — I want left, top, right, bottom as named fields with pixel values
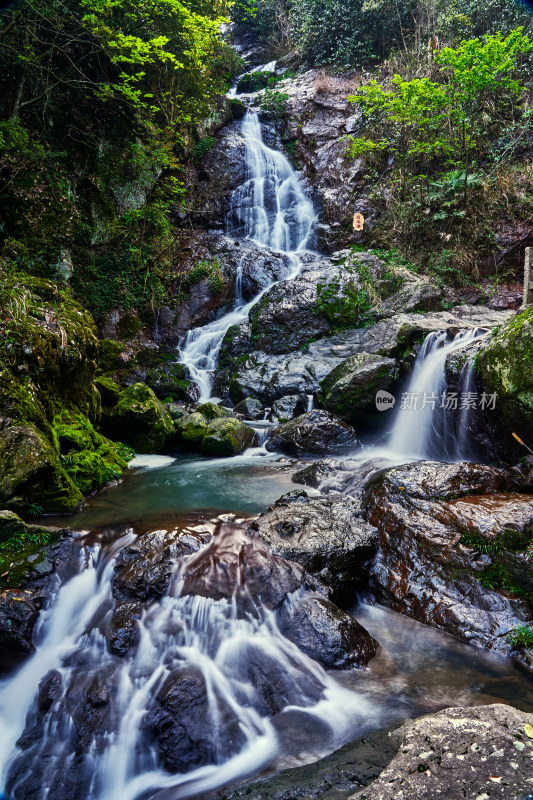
left=387, top=328, right=485, bottom=461
left=0, top=525, right=373, bottom=800
left=179, top=111, right=315, bottom=402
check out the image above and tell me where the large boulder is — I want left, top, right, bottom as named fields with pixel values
left=266, top=410, right=358, bottom=456
left=278, top=596, right=378, bottom=669
left=478, top=306, right=533, bottom=431
left=220, top=704, right=533, bottom=800
left=362, top=460, right=533, bottom=663
left=0, top=422, right=83, bottom=512
left=320, top=352, right=399, bottom=427
left=105, top=383, right=174, bottom=453
left=217, top=304, right=512, bottom=406
left=201, top=416, right=257, bottom=456
left=251, top=491, right=378, bottom=606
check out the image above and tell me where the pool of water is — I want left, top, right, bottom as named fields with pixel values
left=46, top=449, right=313, bottom=532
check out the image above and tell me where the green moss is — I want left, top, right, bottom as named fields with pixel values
left=94, top=375, right=121, bottom=406
left=106, top=383, right=174, bottom=453
left=177, top=411, right=208, bottom=445
left=53, top=409, right=132, bottom=494
left=478, top=308, right=533, bottom=431
left=182, top=259, right=224, bottom=296
left=201, top=416, right=256, bottom=456
left=196, top=402, right=228, bottom=420
left=99, top=338, right=124, bottom=373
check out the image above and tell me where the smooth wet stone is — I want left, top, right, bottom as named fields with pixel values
left=251, top=491, right=378, bottom=606
left=201, top=416, right=257, bottom=456
left=233, top=396, right=265, bottom=420
left=279, top=596, right=378, bottom=668
left=266, top=410, right=358, bottom=456
left=320, top=352, right=399, bottom=427
left=271, top=394, right=308, bottom=422
left=362, top=460, right=533, bottom=661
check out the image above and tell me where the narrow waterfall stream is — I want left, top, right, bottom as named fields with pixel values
left=179, top=111, right=315, bottom=402
left=387, top=328, right=485, bottom=461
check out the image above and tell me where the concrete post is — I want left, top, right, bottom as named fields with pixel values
left=523, top=247, right=533, bottom=307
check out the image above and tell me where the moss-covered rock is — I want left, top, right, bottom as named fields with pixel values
left=201, top=416, right=257, bottom=456
left=196, top=402, right=229, bottom=420
left=107, top=383, right=174, bottom=453
left=319, top=352, right=399, bottom=428
left=0, top=422, right=83, bottom=513
left=0, top=509, right=63, bottom=588
left=177, top=411, right=209, bottom=445
left=478, top=307, right=533, bottom=430
left=145, top=362, right=198, bottom=402
left=53, top=410, right=132, bottom=494
left=0, top=269, right=137, bottom=512
left=94, top=376, right=121, bottom=407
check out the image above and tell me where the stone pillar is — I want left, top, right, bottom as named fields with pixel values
left=523, top=247, right=533, bottom=307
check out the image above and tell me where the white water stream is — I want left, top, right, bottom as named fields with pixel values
left=179, top=112, right=315, bottom=402
left=387, top=328, right=485, bottom=461
left=0, top=528, right=373, bottom=800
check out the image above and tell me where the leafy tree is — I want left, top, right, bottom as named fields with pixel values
left=346, top=29, right=532, bottom=184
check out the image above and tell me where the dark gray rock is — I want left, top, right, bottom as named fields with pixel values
left=271, top=394, right=308, bottom=422
left=233, top=396, right=265, bottom=420
left=279, top=596, right=378, bottom=668
left=319, top=352, right=399, bottom=428
left=266, top=410, right=358, bottom=456
left=251, top=491, right=378, bottom=606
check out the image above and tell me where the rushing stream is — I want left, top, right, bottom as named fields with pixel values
left=178, top=111, right=315, bottom=401
left=1, top=95, right=532, bottom=800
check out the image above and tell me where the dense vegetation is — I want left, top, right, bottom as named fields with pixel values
left=0, top=0, right=239, bottom=320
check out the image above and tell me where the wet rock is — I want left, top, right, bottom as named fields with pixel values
left=362, top=460, right=533, bottom=661
left=201, top=416, right=257, bottom=456
left=145, top=362, right=199, bottom=403
left=180, top=527, right=309, bottom=611
left=320, top=353, right=399, bottom=428
left=0, top=589, right=42, bottom=673
left=37, top=670, right=63, bottom=713
left=478, top=305, right=533, bottom=432
left=251, top=492, right=378, bottom=606
left=220, top=704, right=533, bottom=800
left=266, top=410, right=358, bottom=456
left=271, top=394, right=308, bottom=422
left=220, top=305, right=512, bottom=407
left=112, top=528, right=209, bottom=603
left=279, top=596, right=378, bottom=668
left=233, top=396, right=265, bottom=420
left=144, top=666, right=246, bottom=774
left=107, top=601, right=142, bottom=656
left=94, top=376, right=121, bottom=407
left=176, top=410, right=209, bottom=445
left=104, top=382, right=174, bottom=453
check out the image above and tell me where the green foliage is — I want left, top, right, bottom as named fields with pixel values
left=347, top=30, right=531, bottom=173
left=315, top=262, right=377, bottom=329
left=0, top=0, right=239, bottom=309
left=506, top=625, right=533, bottom=650
left=258, top=88, right=289, bottom=115
left=182, top=259, right=224, bottom=295
left=191, top=136, right=215, bottom=164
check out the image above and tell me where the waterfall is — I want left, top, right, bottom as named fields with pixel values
left=179, top=111, right=315, bottom=402
left=0, top=528, right=372, bottom=800
left=387, top=328, right=485, bottom=461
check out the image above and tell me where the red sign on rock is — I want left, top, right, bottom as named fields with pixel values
left=353, top=212, right=365, bottom=231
